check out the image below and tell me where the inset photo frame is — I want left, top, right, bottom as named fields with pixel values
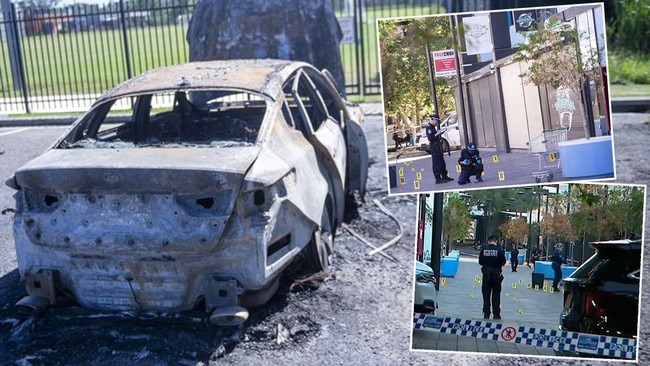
left=378, top=3, right=615, bottom=195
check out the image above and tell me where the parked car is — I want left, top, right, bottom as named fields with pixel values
left=559, top=239, right=641, bottom=342
left=414, top=261, right=437, bottom=314
left=415, top=111, right=461, bottom=152
left=5, top=60, right=368, bottom=326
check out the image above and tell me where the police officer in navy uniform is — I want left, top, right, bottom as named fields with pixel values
left=425, top=114, right=453, bottom=184
left=457, top=142, right=484, bottom=185
left=479, top=235, right=506, bottom=319
left=551, top=243, right=568, bottom=292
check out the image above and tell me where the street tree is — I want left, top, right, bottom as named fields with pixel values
left=499, top=217, right=529, bottom=246
left=442, top=193, right=472, bottom=251
left=378, top=16, right=456, bottom=130
left=512, top=15, right=600, bottom=139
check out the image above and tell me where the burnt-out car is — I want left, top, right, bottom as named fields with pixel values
left=5, top=60, right=368, bottom=326
left=559, top=239, right=641, bottom=340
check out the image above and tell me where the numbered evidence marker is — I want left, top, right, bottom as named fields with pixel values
left=399, top=177, right=405, bottom=185
left=535, top=284, right=540, bottom=291
left=498, top=171, right=505, bottom=181
left=413, top=180, right=420, bottom=190
left=519, top=309, right=524, bottom=314
left=550, top=286, right=555, bottom=294
left=492, top=155, right=499, bottom=163
left=441, top=278, right=447, bottom=286
left=512, top=283, right=517, bottom=289
left=519, top=279, right=523, bottom=285
left=399, top=167, right=404, bottom=177
left=456, top=165, right=462, bottom=173
left=416, top=172, right=422, bottom=180
left=549, top=153, right=556, bottom=162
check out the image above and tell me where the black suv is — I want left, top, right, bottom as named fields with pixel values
left=559, top=239, right=641, bottom=339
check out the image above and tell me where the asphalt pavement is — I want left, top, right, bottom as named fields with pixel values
left=412, top=252, right=569, bottom=358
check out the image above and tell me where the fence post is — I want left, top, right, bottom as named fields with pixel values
left=119, top=0, right=132, bottom=80
left=355, top=0, right=365, bottom=96
left=1, top=0, right=22, bottom=92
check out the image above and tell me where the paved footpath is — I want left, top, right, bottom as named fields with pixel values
left=387, top=147, right=614, bottom=195
left=411, top=253, right=567, bottom=357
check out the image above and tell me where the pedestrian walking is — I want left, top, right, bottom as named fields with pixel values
left=425, top=114, right=453, bottom=184
left=457, top=142, right=484, bottom=185
left=551, top=243, right=567, bottom=292
left=510, top=244, right=519, bottom=272
left=479, top=235, right=506, bottom=320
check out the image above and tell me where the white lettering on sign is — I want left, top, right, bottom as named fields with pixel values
left=433, top=49, right=456, bottom=77
left=338, top=16, right=356, bottom=44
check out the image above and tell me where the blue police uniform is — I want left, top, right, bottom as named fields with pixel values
left=425, top=114, right=453, bottom=184
left=478, top=239, right=506, bottom=319
left=457, top=142, right=484, bottom=185
left=551, top=247, right=567, bottom=291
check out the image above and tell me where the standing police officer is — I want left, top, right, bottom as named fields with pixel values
left=551, top=243, right=567, bottom=292
left=425, top=114, right=453, bottom=184
left=479, top=235, right=506, bottom=319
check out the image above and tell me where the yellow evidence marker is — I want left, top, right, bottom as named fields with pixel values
left=498, top=172, right=505, bottom=181
left=492, top=155, right=499, bottom=163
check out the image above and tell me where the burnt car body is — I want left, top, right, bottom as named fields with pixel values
left=6, top=60, right=368, bottom=325
left=559, top=239, right=641, bottom=341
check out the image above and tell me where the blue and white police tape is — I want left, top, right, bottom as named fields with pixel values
left=413, top=313, right=637, bottom=360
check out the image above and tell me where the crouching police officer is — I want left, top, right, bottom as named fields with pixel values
left=479, top=235, right=506, bottom=319
left=458, top=142, right=483, bottom=185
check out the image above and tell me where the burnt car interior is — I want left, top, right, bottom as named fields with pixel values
left=59, top=89, right=266, bottom=148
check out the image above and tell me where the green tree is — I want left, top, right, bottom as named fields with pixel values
left=512, top=15, right=600, bottom=139
left=378, top=16, right=456, bottom=129
left=442, top=193, right=472, bottom=251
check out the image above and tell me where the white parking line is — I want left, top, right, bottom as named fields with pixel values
left=0, top=127, right=30, bottom=137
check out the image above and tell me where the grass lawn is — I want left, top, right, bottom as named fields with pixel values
left=610, top=84, right=650, bottom=99
left=2, top=5, right=445, bottom=101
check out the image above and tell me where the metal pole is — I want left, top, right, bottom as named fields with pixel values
left=119, top=0, right=132, bottom=80
left=450, top=14, right=469, bottom=145
left=1, top=0, right=22, bottom=92
left=425, top=42, right=438, bottom=114
left=432, top=193, right=443, bottom=292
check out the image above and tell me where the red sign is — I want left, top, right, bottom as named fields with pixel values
left=501, top=327, right=517, bottom=342
left=433, top=49, right=457, bottom=77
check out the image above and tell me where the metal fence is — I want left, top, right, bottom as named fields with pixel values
left=1, top=0, right=600, bottom=114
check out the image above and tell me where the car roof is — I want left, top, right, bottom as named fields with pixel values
left=97, top=59, right=312, bottom=103
left=589, top=239, right=642, bottom=251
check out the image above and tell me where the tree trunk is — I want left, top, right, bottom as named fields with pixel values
left=186, top=0, right=346, bottom=94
